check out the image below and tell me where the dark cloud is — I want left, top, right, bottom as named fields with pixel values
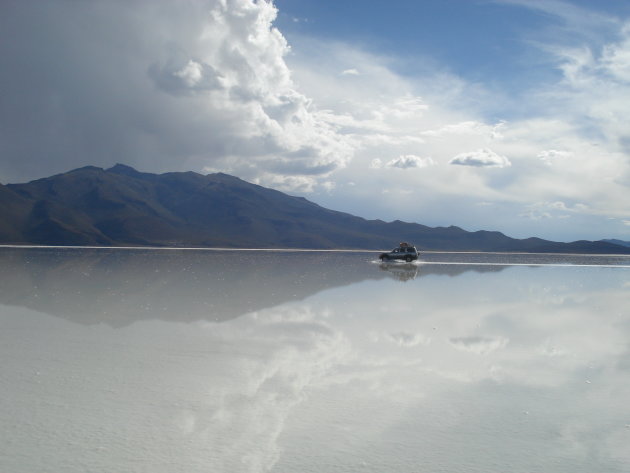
left=0, top=0, right=350, bottom=185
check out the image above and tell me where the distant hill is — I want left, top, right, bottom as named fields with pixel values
left=1, top=164, right=629, bottom=253
left=601, top=239, right=630, bottom=248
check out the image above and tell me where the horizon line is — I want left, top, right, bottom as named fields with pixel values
left=2, top=244, right=630, bottom=258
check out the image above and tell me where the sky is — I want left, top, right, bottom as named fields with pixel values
left=1, top=0, right=630, bottom=242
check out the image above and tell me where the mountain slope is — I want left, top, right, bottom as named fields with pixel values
left=1, top=164, right=629, bottom=253
left=601, top=239, right=630, bottom=248
left=0, top=182, right=32, bottom=242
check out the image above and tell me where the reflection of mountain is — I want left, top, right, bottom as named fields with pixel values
left=0, top=248, right=507, bottom=326
left=379, top=261, right=504, bottom=281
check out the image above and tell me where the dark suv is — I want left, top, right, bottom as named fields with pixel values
left=379, top=245, right=419, bottom=262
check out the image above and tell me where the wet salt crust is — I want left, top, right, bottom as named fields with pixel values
left=1, top=248, right=629, bottom=473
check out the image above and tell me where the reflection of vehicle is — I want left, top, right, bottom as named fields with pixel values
left=378, top=262, right=418, bottom=281
left=379, top=243, right=419, bottom=262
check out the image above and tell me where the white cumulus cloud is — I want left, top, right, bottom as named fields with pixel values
left=386, top=155, right=434, bottom=169
left=0, top=0, right=353, bottom=187
left=449, top=149, right=511, bottom=168
left=2, top=0, right=630, bottom=241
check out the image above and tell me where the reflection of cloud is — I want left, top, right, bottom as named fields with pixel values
left=197, top=305, right=353, bottom=472
left=537, top=339, right=568, bottom=357
left=449, top=336, right=509, bottom=355
left=4, top=253, right=630, bottom=472
left=385, top=331, right=431, bottom=347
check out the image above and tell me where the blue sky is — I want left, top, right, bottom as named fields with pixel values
left=275, top=0, right=628, bottom=115
left=1, top=0, right=630, bottom=241
left=276, top=0, right=549, bottom=82
left=275, top=0, right=630, bottom=240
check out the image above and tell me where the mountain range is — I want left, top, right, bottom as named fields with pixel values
left=602, top=239, right=630, bottom=248
left=1, top=164, right=628, bottom=253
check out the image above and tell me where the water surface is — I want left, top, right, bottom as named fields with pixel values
left=1, top=248, right=629, bottom=472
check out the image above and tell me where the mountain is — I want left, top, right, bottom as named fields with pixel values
left=601, top=239, right=630, bottom=248
left=1, top=164, right=629, bottom=253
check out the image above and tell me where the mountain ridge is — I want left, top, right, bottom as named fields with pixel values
left=601, top=239, right=630, bottom=248
left=1, top=164, right=629, bottom=254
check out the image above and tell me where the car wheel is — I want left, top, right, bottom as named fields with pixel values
left=405, top=256, right=412, bottom=262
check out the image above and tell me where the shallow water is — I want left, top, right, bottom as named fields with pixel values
left=1, top=248, right=629, bottom=472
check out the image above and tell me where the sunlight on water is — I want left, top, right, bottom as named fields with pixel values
left=1, top=248, right=629, bottom=472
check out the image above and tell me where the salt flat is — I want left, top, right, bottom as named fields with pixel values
left=1, top=248, right=629, bottom=472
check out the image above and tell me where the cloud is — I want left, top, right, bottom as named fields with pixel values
left=449, top=336, right=509, bottom=355
left=520, top=209, right=553, bottom=221
left=369, top=159, right=383, bottom=169
left=0, top=0, right=352, bottom=185
left=386, top=155, right=434, bottom=169
left=341, top=68, right=360, bottom=76
left=600, top=24, right=630, bottom=82
left=449, top=149, right=511, bottom=168
left=251, top=173, right=318, bottom=193
left=537, top=149, right=573, bottom=165
left=385, top=331, right=431, bottom=347
left=421, top=121, right=504, bottom=139
left=2, top=0, right=630, bottom=240
left=149, top=59, right=225, bottom=94
left=519, top=201, right=590, bottom=221
left=496, top=0, right=619, bottom=40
